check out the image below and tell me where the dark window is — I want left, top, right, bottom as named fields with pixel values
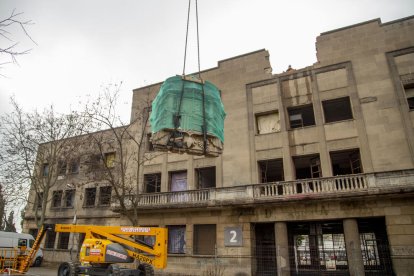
left=42, top=164, right=49, bottom=177
left=403, top=83, right=414, bottom=110
left=167, top=225, right=186, bottom=254
left=258, top=159, right=284, bottom=183
left=89, top=154, right=102, bottom=171
left=147, top=133, right=154, bottom=152
left=57, top=232, right=70, bottom=249
left=288, top=104, right=316, bottom=128
left=195, top=167, right=216, bottom=189
left=64, top=189, right=75, bottom=207
left=69, top=159, right=80, bottom=174
left=36, top=192, right=43, bottom=209
left=323, top=97, right=353, bottom=123
left=194, top=224, right=216, bottom=255
left=85, top=187, right=96, bottom=207
left=293, top=155, right=321, bottom=180
left=58, top=161, right=67, bottom=175
left=99, top=186, right=112, bottom=205
left=144, top=173, right=161, bottom=193
left=44, top=230, right=56, bottom=249
left=331, top=149, right=362, bottom=175
left=52, top=191, right=63, bottom=208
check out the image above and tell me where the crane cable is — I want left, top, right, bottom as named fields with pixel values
left=177, top=0, right=208, bottom=154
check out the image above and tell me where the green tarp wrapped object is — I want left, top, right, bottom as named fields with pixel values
left=150, top=76, right=226, bottom=142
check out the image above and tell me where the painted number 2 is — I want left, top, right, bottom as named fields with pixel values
left=230, top=230, right=237, bottom=243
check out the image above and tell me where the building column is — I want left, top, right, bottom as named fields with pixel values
left=343, top=218, right=365, bottom=276
left=275, top=222, right=290, bottom=276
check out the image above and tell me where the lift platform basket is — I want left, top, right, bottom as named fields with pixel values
left=150, top=76, right=226, bottom=156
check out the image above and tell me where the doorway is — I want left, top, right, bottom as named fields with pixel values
left=255, top=223, right=277, bottom=276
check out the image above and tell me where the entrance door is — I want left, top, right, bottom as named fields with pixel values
left=255, top=223, right=277, bottom=276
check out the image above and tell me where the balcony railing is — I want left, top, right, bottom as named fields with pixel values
left=111, top=170, right=414, bottom=210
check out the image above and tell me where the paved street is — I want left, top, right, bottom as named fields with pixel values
left=26, top=264, right=58, bottom=276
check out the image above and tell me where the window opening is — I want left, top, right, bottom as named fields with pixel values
left=64, top=189, right=75, bottom=208
left=195, top=167, right=216, bottom=189
left=144, top=173, right=161, bottom=193
left=104, top=152, right=116, bottom=168
left=331, top=149, right=362, bottom=175
left=170, top=171, right=187, bottom=192
left=44, top=230, right=56, bottom=249
left=402, top=80, right=414, bottom=110
left=69, top=159, right=80, bottom=174
left=42, top=164, right=49, bottom=177
left=99, top=186, right=112, bottom=205
left=194, top=224, right=216, bottom=255
left=58, top=232, right=70, bottom=249
left=167, top=225, right=186, bottom=254
left=146, top=133, right=154, bottom=152
left=293, top=155, right=321, bottom=179
left=84, top=187, right=96, bottom=207
left=322, top=97, right=353, bottom=123
left=288, top=104, right=315, bottom=129
left=36, top=192, right=43, bottom=209
left=256, top=112, right=280, bottom=134
left=52, top=190, right=62, bottom=208
left=58, top=161, right=67, bottom=175
left=258, top=159, right=284, bottom=183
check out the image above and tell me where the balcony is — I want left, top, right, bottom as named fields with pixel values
left=111, top=170, right=414, bottom=211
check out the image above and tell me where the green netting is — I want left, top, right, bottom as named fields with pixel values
left=150, top=75, right=226, bottom=142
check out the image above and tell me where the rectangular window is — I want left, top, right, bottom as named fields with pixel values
left=36, top=192, right=43, bottom=209
left=195, top=167, right=216, bottom=189
left=44, top=230, right=56, bottom=249
left=99, top=186, right=112, bottom=206
left=64, top=189, right=75, bottom=207
left=256, top=111, right=280, bottom=134
left=144, top=173, right=161, bottom=193
left=330, top=149, right=362, bottom=175
left=293, top=154, right=321, bottom=180
left=258, top=159, right=284, bottom=183
left=69, top=159, right=80, bottom=174
left=288, top=104, right=315, bottom=129
left=193, top=224, right=216, bottom=255
left=58, top=161, right=67, bottom=175
left=167, top=225, right=186, bottom=254
left=52, top=190, right=63, bottom=208
left=57, top=232, right=70, bottom=249
left=147, top=133, right=154, bottom=152
left=85, top=187, right=96, bottom=207
left=322, top=97, right=353, bottom=123
left=89, top=154, right=102, bottom=171
left=104, top=152, right=116, bottom=168
left=170, top=171, right=187, bottom=192
left=42, top=164, right=49, bottom=177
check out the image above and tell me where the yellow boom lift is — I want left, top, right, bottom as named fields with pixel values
left=15, top=224, right=168, bottom=276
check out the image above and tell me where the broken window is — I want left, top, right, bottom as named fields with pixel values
left=331, top=149, right=362, bottom=175
left=58, top=161, right=67, bottom=175
left=195, top=167, right=216, bottom=189
left=57, top=232, right=70, bottom=249
left=169, top=171, right=187, bottom=192
left=44, top=230, right=56, bottom=249
left=52, top=190, right=63, bottom=208
left=258, top=159, right=284, bottom=183
left=401, top=75, right=414, bottom=110
left=288, top=104, right=316, bottom=129
left=99, top=186, right=112, bottom=206
left=322, top=97, right=353, bottom=123
left=104, top=152, right=116, bottom=168
left=64, top=189, right=75, bottom=207
left=193, top=224, right=216, bottom=255
left=144, top=173, right=161, bottom=193
left=293, top=155, right=321, bottom=180
left=168, top=225, right=186, bottom=254
left=256, top=111, right=280, bottom=134
left=84, top=187, right=96, bottom=207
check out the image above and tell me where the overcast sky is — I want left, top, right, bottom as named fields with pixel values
left=1, top=0, right=414, bottom=122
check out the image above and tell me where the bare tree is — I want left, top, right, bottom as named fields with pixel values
left=83, top=83, right=160, bottom=225
left=0, top=9, right=36, bottom=75
left=0, top=98, right=92, bottom=227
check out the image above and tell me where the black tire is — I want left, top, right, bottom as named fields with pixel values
left=108, top=264, right=121, bottom=276
left=57, top=262, right=77, bottom=276
left=33, top=257, right=42, bottom=267
left=137, top=264, right=154, bottom=276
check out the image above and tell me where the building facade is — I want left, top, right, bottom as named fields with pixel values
left=24, top=16, right=414, bottom=275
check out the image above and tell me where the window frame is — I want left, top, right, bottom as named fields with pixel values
left=255, top=111, right=281, bottom=134
left=287, top=104, right=316, bottom=129
left=144, top=173, right=161, bottom=193
left=51, top=190, right=63, bottom=208
left=84, top=187, right=97, bottom=207
left=193, top=224, right=216, bottom=255
left=322, top=97, right=353, bottom=123
left=98, top=186, right=112, bottom=206
left=167, top=225, right=186, bottom=254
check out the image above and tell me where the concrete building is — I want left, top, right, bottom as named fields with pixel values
left=24, top=16, right=414, bottom=275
